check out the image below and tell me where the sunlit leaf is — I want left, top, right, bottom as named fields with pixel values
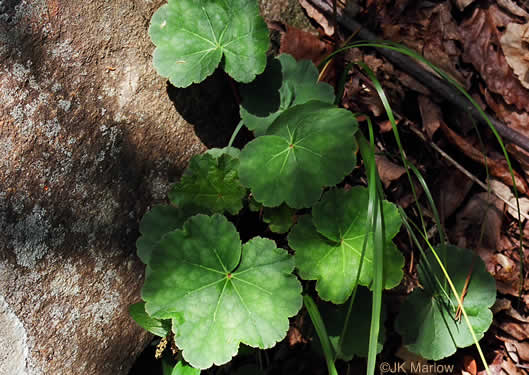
left=239, top=101, right=358, bottom=208
left=149, top=0, right=269, bottom=87
left=142, top=214, right=302, bottom=369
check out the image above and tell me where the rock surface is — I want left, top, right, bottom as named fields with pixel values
left=0, top=1, right=204, bottom=374
left=0, top=0, right=310, bottom=374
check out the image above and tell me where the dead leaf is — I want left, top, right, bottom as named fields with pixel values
left=278, top=24, right=335, bottom=83
left=418, top=95, right=442, bottom=139
left=287, top=326, right=306, bottom=346
left=500, top=22, right=529, bottom=90
left=435, top=168, right=474, bottom=220
left=497, top=0, right=529, bottom=20
left=463, top=355, right=478, bottom=375
left=490, top=180, right=529, bottom=218
left=460, top=6, right=529, bottom=111
left=375, top=153, right=406, bottom=188
left=298, top=0, right=335, bottom=36
left=440, top=122, right=528, bottom=195
left=453, top=192, right=503, bottom=250
left=455, top=0, right=476, bottom=11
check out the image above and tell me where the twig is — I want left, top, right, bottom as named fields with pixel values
left=307, top=0, right=529, bottom=153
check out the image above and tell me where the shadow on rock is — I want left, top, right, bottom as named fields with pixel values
left=166, top=69, right=254, bottom=149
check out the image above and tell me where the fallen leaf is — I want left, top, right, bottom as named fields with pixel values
left=298, top=0, right=335, bottom=36
left=435, top=168, right=474, bottom=220
left=500, top=22, right=529, bottom=90
left=460, top=6, right=529, bottom=111
left=454, top=192, right=503, bottom=250
left=497, top=0, right=529, bottom=20
left=490, top=180, right=529, bottom=218
left=463, top=355, right=478, bottom=375
left=278, top=24, right=335, bottom=84
left=375, top=153, right=406, bottom=188
left=418, top=95, right=442, bottom=139
left=440, top=122, right=528, bottom=194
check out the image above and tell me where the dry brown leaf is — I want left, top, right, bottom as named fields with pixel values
left=500, top=22, right=529, bottom=90
left=460, top=6, right=529, bottom=111
left=278, top=24, right=335, bottom=84
left=418, top=95, right=442, bottom=139
left=490, top=180, right=529, bottom=218
left=380, top=2, right=471, bottom=87
left=298, top=0, right=334, bottom=36
left=375, top=153, right=406, bottom=188
left=513, top=342, right=529, bottom=362
left=497, top=0, right=529, bottom=19
left=279, top=24, right=332, bottom=64
left=463, top=355, right=478, bottom=375
left=435, top=168, right=474, bottom=219
left=440, top=122, right=529, bottom=194
left=455, top=0, right=476, bottom=11
left=454, top=192, right=503, bottom=250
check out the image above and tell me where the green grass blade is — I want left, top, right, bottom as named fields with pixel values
left=304, top=295, right=339, bottom=375
left=356, top=122, right=384, bottom=375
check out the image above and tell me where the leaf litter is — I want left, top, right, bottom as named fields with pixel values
left=297, top=0, right=529, bottom=372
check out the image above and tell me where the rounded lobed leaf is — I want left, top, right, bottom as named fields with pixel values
left=142, top=214, right=302, bottom=369
left=395, top=245, right=496, bottom=360
left=129, top=301, right=171, bottom=338
left=149, top=0, right=269, bottom=87
left=136, top=204, right=204, bottom=264
left=263, top=204, right=297, bottom=234
left=288, top=187, right=404, bottom=303
left=168, top=151, right=247, bottom=215
left=239, top=101, right=358, bottom=208
left=240, top=54, right=335, bottom=135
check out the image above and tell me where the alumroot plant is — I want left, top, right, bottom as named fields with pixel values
left=129, top=1, right=497, bottom=374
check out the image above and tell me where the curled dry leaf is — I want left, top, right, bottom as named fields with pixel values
left=500, top=22, right=529, bottom=90
left=460, top=6, right=529, bottom=110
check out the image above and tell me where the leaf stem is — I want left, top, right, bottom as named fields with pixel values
left=228, top=120, right=244, bottom=148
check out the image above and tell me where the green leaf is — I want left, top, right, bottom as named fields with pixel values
left=395, top=245, right=496, bottom=360
left=263, top=204, right=296, bottom=233
left=142, top=214, right=303, bottom=369
left=205, top=146, right=240, bottom=159
left=169, top=152, right=247, bottom=215
left=317, top=287, right=385, bottom=360
left=289, top=187, right=404, bottom=303
left=240, top=54, right=335, bottom=135
left=136, top=204, right=203, bottom=264
left=239, top=101, right=358, bottom=208
left=129, top=301, right=171, bottom=337
left=149, top=0, right=269, bottom=87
